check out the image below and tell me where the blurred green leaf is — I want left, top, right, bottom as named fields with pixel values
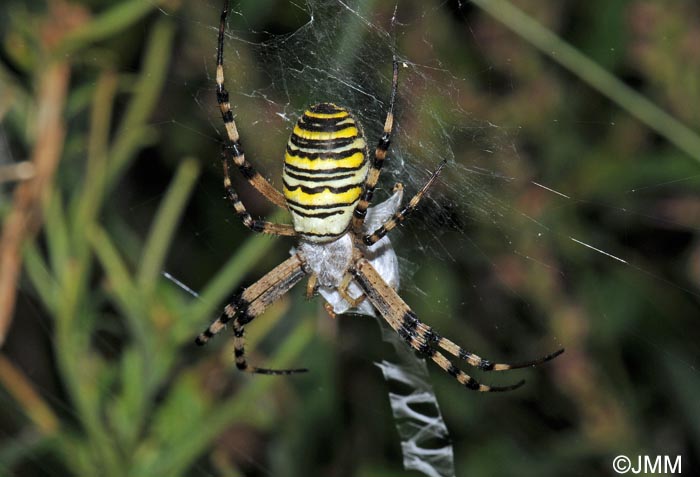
left=139, top=159, right=201, bottom=295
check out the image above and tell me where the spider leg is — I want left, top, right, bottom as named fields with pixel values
left=222, top=148, right=296, bottom=236
left=306, top=273, right=318, bottom=299
left=337, top=272, right=366, bottom=308
left=351, top=259, right=528, bottom=392
left=217, top=0, right=288, bottom=210
left=436, top=335, right=564, bottom=371
left=363, top=160, right=446, bottom=246
left=195, top=254, right=308, bottom=374
left=323, top=302, right=337, bottom=319
left=351, top=55, right=399, bottom=233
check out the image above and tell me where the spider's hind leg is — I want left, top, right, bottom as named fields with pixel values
left=352, top=55, right=399, bottom=233
left=195, top=254, right=309, bottom=375
left=216, top=0, right=288, bottom=210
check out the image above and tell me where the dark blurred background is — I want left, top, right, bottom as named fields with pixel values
left=1, top=0, right=699, bottom=476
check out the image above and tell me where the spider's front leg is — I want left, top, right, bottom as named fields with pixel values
left=351, top=258, right=563, bottom=391
left=195, top=254, right=309, bottom=374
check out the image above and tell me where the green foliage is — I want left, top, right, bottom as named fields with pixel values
left=1, top=2, right=314, bottom=475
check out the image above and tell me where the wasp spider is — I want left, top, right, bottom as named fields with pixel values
left=196, top=0, right=564, bottom=392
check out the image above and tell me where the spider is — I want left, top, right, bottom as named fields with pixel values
left=196, top=0, right=564, bottom=392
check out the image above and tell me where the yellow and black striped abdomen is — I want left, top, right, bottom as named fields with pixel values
left=283, top=103, right=368, bottom=242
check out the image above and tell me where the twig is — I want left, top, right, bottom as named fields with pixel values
left=0, top=63, right=70, bottom=345
left=0, top=354, right=59, bottom=435
left=0, top=162, right=36, bottom=184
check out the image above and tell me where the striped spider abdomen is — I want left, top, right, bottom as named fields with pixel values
left=283, top=103, right=369, bottom=242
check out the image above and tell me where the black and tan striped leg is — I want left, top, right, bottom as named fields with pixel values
left=352, top=259, right=562, bottom=391
left=436, top=335, right=564, bottom=371
left=221, top=149, right=296, bottom=236
left=363, top=160, right=447, bottom=246
left=351, top=56, right=399, bottom=233
left=217, top=0, right=288, bottom=210
left=195, top=254, right=308, bottom=374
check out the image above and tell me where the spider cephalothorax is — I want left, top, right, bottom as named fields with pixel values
left=195, top=0, right=563, bottom=392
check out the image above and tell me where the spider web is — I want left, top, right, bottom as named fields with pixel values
left=151, top=0, right=700, bottom=475
left=182, top=3, right=467, bottom=475
left=183, top=0, right=537, bottom=297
